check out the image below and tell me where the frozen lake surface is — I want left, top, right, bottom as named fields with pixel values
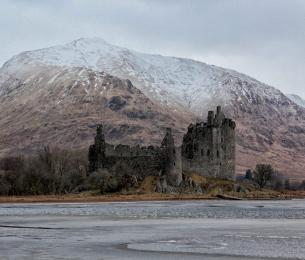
left=1, top=200, right=305, bottom=259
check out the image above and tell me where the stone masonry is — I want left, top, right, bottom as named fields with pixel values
left=89, top=126, right=181, bottom=186
left=88, top=106, right=235, bottom=186
left=181, top=106, right=236, bottom=179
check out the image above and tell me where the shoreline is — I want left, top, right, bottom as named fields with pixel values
left=1, top=191, right=305, bottom=204
left=0, top=194, right=213, bottom=204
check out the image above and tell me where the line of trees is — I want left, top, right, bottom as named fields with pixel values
left=0, top=147, right=138, bottom=196
left=244, top=164, right=305, bottom=191
left=0, top=147, right=89, bottom=195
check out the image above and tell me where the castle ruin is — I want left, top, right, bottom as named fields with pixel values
left=88, top=106, right=235, bottom=187
left=88, top=126, right=181, bottom=186
left=182, top=106, right=236, bottom=179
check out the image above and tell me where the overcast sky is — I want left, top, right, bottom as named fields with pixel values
left=1, top=0, right=305, bottom=97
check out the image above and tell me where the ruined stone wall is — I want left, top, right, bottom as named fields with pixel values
left=181, top=106, right=235, bottom=180
left=105, top=143, right=161, bottom=158
left=100, top=154, right=163, bottom=178
left=88, top=125, right=182, bottom=185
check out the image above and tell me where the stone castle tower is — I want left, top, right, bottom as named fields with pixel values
left=161, top=128, right=182, bottom=186
left=181, top=106, right=236, bottom=179
left=88, top=125, right=106, bottom=172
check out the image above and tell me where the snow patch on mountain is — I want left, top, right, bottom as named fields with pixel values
left=0, top=37, right=288, bottom=116
left=287, top=94, right=305, bottom=108
left=1, top=37, right=305, bottom=178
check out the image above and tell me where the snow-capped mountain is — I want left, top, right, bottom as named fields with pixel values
left=0, top=65, right=192, bottom=154
left=0, top=37, right=285, bottom=116
left=287, top=94, right=305, bottom=108
left=1, top=38, right=305, bottom=178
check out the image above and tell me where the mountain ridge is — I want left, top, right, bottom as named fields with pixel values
left=0, top=37, right=285, bottom=115
left=1, top=38, right=305, bottom=179
left=287, top=94, right=305, bottom=108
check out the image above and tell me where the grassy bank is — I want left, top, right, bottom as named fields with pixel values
left=1, top=190, right=305, bottom=204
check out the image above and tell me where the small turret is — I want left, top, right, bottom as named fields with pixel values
left=95, top=124, right=105, bottom=148
left=207, top=111, right=214, bottom=125
left=88, top=124, right=106, bottom=173
left=216, top=106, right=221, bottom=115
left=215, top=106, right=224, bottom=126
left=161, top=128, right=182, bottom=187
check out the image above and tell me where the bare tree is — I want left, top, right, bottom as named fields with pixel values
left=0, top=147, right=89, bottom=195
left=253, top=164, right=273, bottom=190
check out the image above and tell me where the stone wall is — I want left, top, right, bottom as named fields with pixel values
left=105, top=143, right=160, bottom=158
left=181, top=106, right=236, bottom=180
left=89, top=125, right=182, bottom=186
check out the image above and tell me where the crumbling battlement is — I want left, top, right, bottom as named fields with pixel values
left=105, top=143, right=161, bottom=158
left=89, top=126, right=181, bottom=186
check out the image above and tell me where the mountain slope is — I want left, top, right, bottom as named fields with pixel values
left=0, top=38, right=284, bottom=116
left=287, top=94, right=305, bottom=108
left=0, top=65, right=192, bottom=155
left=1, top=38, right=305, bottom=179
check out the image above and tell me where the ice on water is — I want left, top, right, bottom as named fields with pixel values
left=1, top=200, right=305, bottom=259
